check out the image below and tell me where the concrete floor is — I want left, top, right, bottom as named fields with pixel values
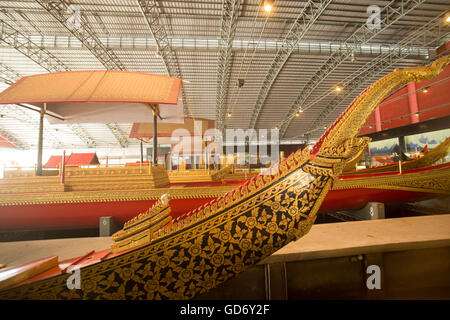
left=264, top=213, right=450, bottom=264
left=0, top=214, right=449, bottom=269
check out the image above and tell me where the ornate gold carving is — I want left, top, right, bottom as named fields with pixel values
left=305, top=137, right=371, bottom=178
left=210, top=165, right=233, bottom=181
left=302, top=164, right=333, bottom=177
left=0, top=175, right=65, bottom=194
left=343, top=137, right=371, bottom=171
left=0, top=148, right=319, bottom=299
left=2, top=169, right=59, bottom=178
left=168, top=166, right=236, bottom=183
left=0, top=165, right=170, bottom=195
left=345, top=136, right=450, bottom=175
left=111, top=195, right=172, bottom=253
left=1, top=57, right=448, bottom=300
left=0, top=185, right=236, bottom=206
left=403, top=137, right=450, bottom=170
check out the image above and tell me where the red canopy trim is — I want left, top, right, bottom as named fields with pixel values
left=43, top=156, right=63, bottom=168
left=65, top=153, right=100, bottom=166
left=0, top=133, right=18, bottom=149
left=129, top=117, right=215, bottom=139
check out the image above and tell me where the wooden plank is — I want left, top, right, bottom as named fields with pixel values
left=0, top=256, right=58, bottom=290
left=262, top=214, right=450, bottom=264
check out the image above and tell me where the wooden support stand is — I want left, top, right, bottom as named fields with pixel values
left=99, top=216, right=120, bottom=237
left=328, top=202, right=385, bottom=221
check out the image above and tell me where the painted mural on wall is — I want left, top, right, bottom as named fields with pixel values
left=368, top=138, right=398, bottom=165
left=369, top=138, right=398, bottom=156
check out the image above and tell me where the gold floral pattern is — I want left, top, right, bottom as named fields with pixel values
left=334, top=163, right=450, bottom=195
left=270, top=201, right=281, bottom=212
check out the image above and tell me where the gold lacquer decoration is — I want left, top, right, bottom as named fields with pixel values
left=317, top=56, right=450, bottom=153
left=0, top=165, right=171, bottom=199
left=210, top=165, right=234, bottom=181
left=402, top=136, right=450, bottom=170
left=351, top=136, right=450, bottom=175
left=111, top=194, right=173, bottom=253
left=0, top=56, right=448, bottom=300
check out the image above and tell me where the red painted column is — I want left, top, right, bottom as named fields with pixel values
left=407, top=82, right=420, bottom=124
left=374, top=106, right=382, bottom=132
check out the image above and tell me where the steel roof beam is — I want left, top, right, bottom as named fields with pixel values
left=0, top=3, right=444, bottom=22
left=0, top=61, right=21, bottom=85
left=279, top=0, right=427, bottom=137
left=216, top=0, right=242, bottom=131
left=3, top=104, right=99, bottom=148
left=137, top=0, right=197, bottom=77
left=248, top=0, right=332, bottom=129
left=0, top=60, right=98, bottom=148
left=92, top=12, right=110, bottom=36
left=0, top=35, right=433, bottom=57
left=1, top=10, right=128, bottom=148
left=35, top=0, right=125, bottom=71
left=105, top=123, right=129, bottom=148
left=0, top=61, right=62, bottom=148
left=66, top=123, right=97, bottom=148
left=301, top=13, right=449, bottom=139
left=0, top=19, right=68, bottom=72
left=34, top=0, right=129, bottom=147
left=1, top=104, right=64, bottom=148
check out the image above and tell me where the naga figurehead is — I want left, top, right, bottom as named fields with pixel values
left=310, top=55, right=450, bottom=176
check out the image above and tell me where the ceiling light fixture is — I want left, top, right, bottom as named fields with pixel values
left=334, top=84, right=343, bottom=93
left=422, top=87, right=428, bottom=93
left=227, top=112, right=232, bottom=118
left=263, top=0, right=273, bottom=12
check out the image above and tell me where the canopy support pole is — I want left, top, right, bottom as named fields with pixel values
left=140, top=139, right=144, bottom=166
left=61, top=150, right=66, bottom=184
left=153, top=110, right=158, bottom=166
left=36, top=103, right=46, bottom=176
